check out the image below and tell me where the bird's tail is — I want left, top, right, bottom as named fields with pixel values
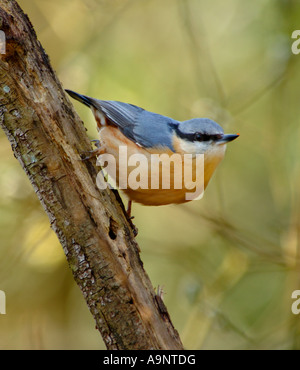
left=65, top=89, right=93, bottom=108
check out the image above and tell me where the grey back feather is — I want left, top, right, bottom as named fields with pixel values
left=66, top=90, right=224, bottom=152
left=91, top=99, right=178, bottom=151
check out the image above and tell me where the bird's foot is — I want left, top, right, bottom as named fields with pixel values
left=80, top=140, right=104, bottom=160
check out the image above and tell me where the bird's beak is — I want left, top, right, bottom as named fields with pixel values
left=217, top=133, right=239, bottom=144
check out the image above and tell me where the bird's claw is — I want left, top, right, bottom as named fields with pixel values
left=80, top=140, right=103, bottom=160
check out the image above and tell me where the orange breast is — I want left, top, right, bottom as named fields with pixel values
left=97, top=126, right=223, bottom=205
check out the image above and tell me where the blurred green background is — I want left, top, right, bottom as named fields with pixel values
left=1, top=0, right=300, bottom=349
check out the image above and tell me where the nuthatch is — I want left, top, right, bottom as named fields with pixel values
left=66, top=90, right=239, bottom=216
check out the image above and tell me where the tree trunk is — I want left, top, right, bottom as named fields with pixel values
left=0, top=0, right=183, bottom=350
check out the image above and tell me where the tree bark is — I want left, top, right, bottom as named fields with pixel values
left=0, top=0, right=183, bottom=350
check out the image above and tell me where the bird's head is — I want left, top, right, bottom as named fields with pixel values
left=172, top=118, right=239, bottom=155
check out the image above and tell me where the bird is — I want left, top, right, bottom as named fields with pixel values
left=66, top=89, right=239, bottom=216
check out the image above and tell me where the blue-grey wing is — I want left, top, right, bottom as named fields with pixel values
left=132, top=110, right=178, bottom=151
left=95, top=100, right=177, bottom=151
left=96, top=100, right=142, bottom=133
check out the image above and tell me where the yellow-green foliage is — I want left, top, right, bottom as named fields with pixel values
left=0, top=0, right=299, bottom=349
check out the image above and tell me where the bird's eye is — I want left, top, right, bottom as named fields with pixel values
left=194, top=133, right=203, bottom=141
left=194, top=133, right=211, bottom=141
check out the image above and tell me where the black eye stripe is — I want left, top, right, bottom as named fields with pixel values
left=171, top=124, right=223, bottom=142
left=194, top=133, right=223, bottom=142
left=195, top=133, right=210, bottom=141
left=212, top=134, right=223, bottom=141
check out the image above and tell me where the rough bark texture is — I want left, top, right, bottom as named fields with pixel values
left=0, top=0, right=183, bottom=350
